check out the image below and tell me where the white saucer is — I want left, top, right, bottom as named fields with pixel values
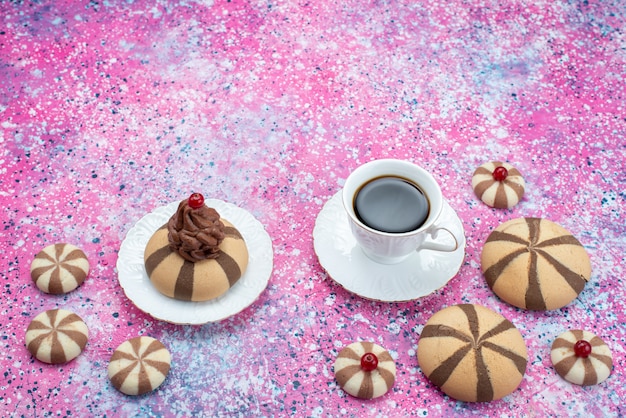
left=313, top=191, right=465, bottom=302
left=117, top=199, right=273, bottom=324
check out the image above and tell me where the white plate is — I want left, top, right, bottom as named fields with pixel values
left=313, top=191, right=465, bottom=302
left=117, top=199, right=273, bottom=324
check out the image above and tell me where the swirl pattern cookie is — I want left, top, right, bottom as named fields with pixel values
left=472, top=161, right=525, bottom=208
left=481, top=217, right=591, bottom=310
left=25, top=309, right=89, bottom=364
left=108, top=336, right=171, bottom=396
left=417, top=304, right=527, bottom=402
left=144, top=219, right=248, bottom=301
left=334, top=341, right=396, bottom=399
left=551, top=330, right=612, bottom=386
left=31, top=243, right=89, bottom=294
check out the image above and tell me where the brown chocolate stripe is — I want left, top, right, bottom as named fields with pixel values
left=215, top=250, right=242, bottom=287
left=477, top=319, right=516, bottom=346
left=36, top=249, right=56, bottom=264
left=58, top=312, right=82, bottom=328
left=137, top=364, right=153, bottom=395
left=536, top=235, right=582, bottom=248
left=64, top=248, right=87, bottom=261
left=493, top=182, right=508, bottom=208
left=526, top=218, right=541, bottom=243
left=503, top=177, right=525, bottom=198
left=31, top=265, right=54, bottom=280
left=475, top=349, right=493, bottom=402
left=474, top=167, right=493, bottom=176
left=360, top=341, right=374, bottom=354
left=482, top=341, right=527, bottom=375
left=421, top=324, right=472, bottom=343
left=143, top=339, right=166, bottom=357
left=111, top=350, right=138, bottom=362
left=145, top=245, right=173, bottom=277
left=358, top=372, right=374, bottom=399
left=377, top=351, right=393, bottom=363
left=338, top=347, right=361, bottom=361
left=582, top=359, right=598, bottom=386
left=110, top=361, right=139, bottom=392
left=335, top=364, right=360, bottom=387
left=144, top=358, right=171, bottom=376
left=460, top=304, right=480, bottom=341
left=526, top=250, right=545, bottom=310
left=174, top=261, right=195, bottom=301
left=483, top=248, right=527, bottom=288
left=507, top=168, right=522, bottom=177
left=50, top=332, right=66, bottom=364
left=48, top=267, right=63, bottom=294
left=426, top=344, right=472, bottom=388
left=485, top=230, right=529, bottom=246
left=474, top=179, right=495, bottom=200
left=590, top=353, right=613, bottom=370
left=55, top=243, right=65, bottom=260
left=223, top=226, right=243, bottom=240
left=62, top=263, right=87, bottom=281
left=378, top=366, right=395, bottom=392
left=61, top=329, right=89, bottom=350
left=535, top=248, right=588, bottom=293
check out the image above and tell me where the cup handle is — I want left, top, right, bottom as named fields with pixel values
left=418, top=226, right=459, bottom=252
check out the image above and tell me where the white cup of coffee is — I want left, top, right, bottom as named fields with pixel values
left=342, top=159, right=458, bottom=264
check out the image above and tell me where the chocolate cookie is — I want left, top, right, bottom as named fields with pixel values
left=417, top=304, right=527, bottom=402
left=31, top=243, right=89, bottom=294
left=481, top=217, right=591, bottom=310
left=333, top=341, right=396, bottom=399
left=472, top=161, right=525, bottom=209
left=25, top=309, right=89, bottom=364
left=108, top=336, right=171, bottom=396
left=551, top=330, right=612, bottom=386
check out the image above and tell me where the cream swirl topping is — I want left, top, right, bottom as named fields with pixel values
left=167, top=198, right=225, bottom=262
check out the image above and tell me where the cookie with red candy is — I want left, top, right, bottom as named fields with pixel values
left=551, top=330, right=613, bottom=386
left=333, top=341, right=396, bottom=399
left=472, top=161, right=525, bottom=209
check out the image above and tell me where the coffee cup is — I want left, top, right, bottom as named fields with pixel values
left=342, top=159, right=458, bottom=264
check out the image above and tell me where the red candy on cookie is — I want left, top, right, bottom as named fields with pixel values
left=551, top=330, right=613, bottom=386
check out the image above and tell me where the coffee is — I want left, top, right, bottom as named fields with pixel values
left=354, top=176, right=430, bottom=233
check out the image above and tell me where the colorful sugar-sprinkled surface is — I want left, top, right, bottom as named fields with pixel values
left=1, top=1, right=624, bottom=416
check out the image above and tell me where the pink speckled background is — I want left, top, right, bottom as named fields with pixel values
left=1, top=0, right=625, bottom=416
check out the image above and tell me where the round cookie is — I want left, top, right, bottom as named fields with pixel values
left=417, top=304, right=527, bottom=402
left=31, top=243, right=89, bottom=294
left=551, top=330, right=612, bottom=386
left=25, top=309, right=89, bottom=364
left=144, top=218, right=248, bottom=301
left=472, top=161, right=525, bottom=209
left=481, top=217, right=591, bottom=310
left=334, top=341, right=396, bottom=399
left=108, top=336, right=171, bottom=396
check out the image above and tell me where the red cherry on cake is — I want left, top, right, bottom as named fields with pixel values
left=492, top=166, right=508, bottom=181
left=360, top=352, right=378, bottom=372
left=188, top=193, right=205, bottom=209
left=574, top=340, right=592, bottom=358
